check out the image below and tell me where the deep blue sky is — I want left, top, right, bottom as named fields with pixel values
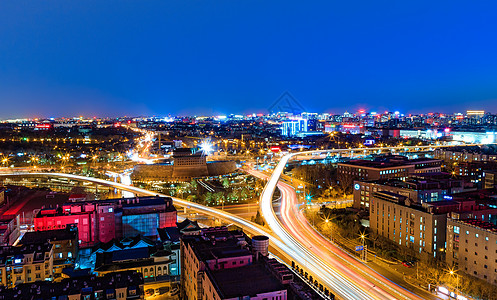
left=1, top=1, right=497, bottom=118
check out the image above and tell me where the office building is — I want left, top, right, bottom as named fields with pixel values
left=447, top=214, right=497, bottom=285
left=34, top=196, right=177, bottom=247
left=338, top=160, right=414, bottom=183
left=281, top=118, right=308, bottom=136
left=370, top=191, right=447, bottom=258
left=353, top=173, right=467, bottom=209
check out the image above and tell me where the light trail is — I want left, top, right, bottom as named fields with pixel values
left=255, top=145, right=458, bottom=299
left=0, top=172, right=352, bottom=298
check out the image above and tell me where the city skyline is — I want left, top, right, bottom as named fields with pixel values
left=2, top=1, right=497, bottom=118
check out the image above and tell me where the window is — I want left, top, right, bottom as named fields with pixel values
left=454, top=226, right=460, bottom=234
left=108, top=208, right=113, bottom=213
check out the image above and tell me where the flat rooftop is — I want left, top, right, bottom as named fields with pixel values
left=182, top=228, right=252, bottom=261
left=209, top=261, right=286, bottom=298
left=338, top=160, right=412, bottom=169
left=458, top=219, right=497, bottom=233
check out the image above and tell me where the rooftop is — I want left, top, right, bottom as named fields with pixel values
left=20, top=224, right=78, bottom=245
left=208, top=261, right=286, bottom=299
left=0, top=270, right=143, bottom=300
left=457, top=219, right=497, bottom=233
left=182, top=228, right=252, bottom=261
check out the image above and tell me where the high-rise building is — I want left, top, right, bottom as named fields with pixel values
left=281, top=118, right=308, bottom=136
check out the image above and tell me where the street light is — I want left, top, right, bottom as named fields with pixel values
left=448, top=267, right=460, bottom=290
left=359, top=231, right=367, bottom=262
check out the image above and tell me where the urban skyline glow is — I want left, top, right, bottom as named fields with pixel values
left=2, top=1, right=497, bottom=118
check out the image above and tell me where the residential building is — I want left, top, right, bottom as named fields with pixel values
left=94, top=246, right=176, bottom=281
left=0, top=270, right=144, bottom=300
left=0, top=242, right=54, bottom=287
left=19, top=225, right=78, bottom=279
left=34, top=196, right=177, bottom=247
left=181, top=227, right=324, bottom=300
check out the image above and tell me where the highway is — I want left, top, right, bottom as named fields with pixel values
left=0, top=172, right=334, bottom=297
left=3, top=143, right=493, bottom=299
left=255, top=146, right=452, bottom=300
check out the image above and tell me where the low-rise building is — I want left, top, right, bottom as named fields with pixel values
left=94, top=246, right=176, bottom=281
left=0, top=216, right=20, bottom=246
left=0, top=242, right=54, bottom=287
left=0, top=270, right=144, bottom=300
left=19, top=225, right=78, bottom=280
left=34, top=196, right=177, bottom=247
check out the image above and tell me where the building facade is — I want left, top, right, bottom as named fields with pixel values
left=19, top=225, right=78, bottom=280
left=0, top=242, right=54, bottom=287
left=34, top=196, right=177, bottom=248
left=181, top=227, right=295, bottom=300
left=370, top=191, right=447, bottom=258
left=446, top=215, right=497, bottom=285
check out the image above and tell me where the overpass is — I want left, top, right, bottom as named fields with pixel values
left=0, top=172, right=342, bottom=298
left=257, top=144, right=496, bottom=300
left=2, top=143, right=493, bottom=299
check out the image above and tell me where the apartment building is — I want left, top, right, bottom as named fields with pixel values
left=0, top=242, right=54, bottom=287
left=0, top=270, right=144, bottom=299
left=181, top=227, right=314, bottom=300
left=19, top=225, right=78, bottom=279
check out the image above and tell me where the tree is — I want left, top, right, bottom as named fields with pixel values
left=222, top=178, right=230, bottom=189
left=252, top=210, right=265, bottom=226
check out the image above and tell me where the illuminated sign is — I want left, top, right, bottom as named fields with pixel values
left=270, top=146, right=281, bottom=152
left=35, top=124, right=52, bottom=129
left=354, top=184, right=360, bottom=190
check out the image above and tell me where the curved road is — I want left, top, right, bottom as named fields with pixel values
left=256, top=146, right=452, bottom=299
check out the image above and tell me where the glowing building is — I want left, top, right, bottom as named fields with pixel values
left=34, top=196, right=177, bottom=248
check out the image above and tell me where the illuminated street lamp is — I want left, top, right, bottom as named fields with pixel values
left=359, top=231, right=368, bottom=262
left=448, top=267, right=460, bottom=290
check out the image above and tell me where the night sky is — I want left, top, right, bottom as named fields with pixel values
left=1, top=1, right=497, bottom=118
